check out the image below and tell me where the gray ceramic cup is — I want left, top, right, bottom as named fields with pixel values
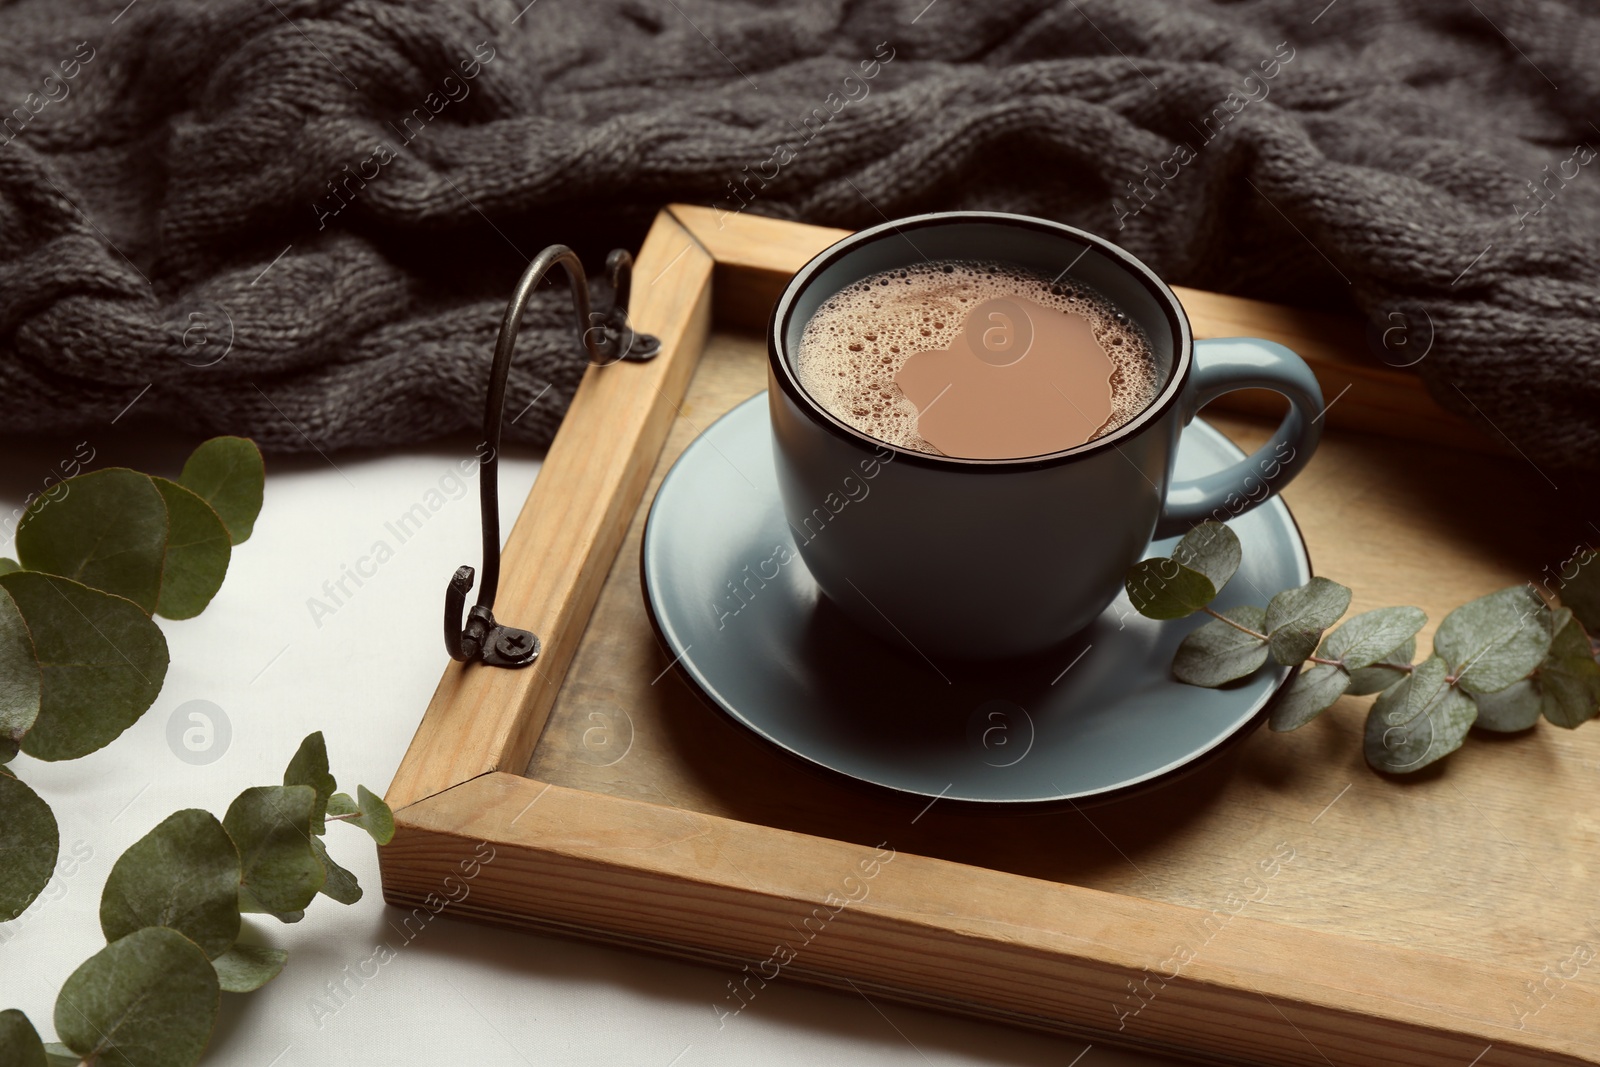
left=767, top=211, right=1323, bottom=661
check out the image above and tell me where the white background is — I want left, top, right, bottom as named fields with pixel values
left=2, top=425, right=1186, bottom=1067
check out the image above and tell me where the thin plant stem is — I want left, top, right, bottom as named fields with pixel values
left=1199, top=608, right=1418, bottom=676
left=1201, top=606, right=1266, bottom=639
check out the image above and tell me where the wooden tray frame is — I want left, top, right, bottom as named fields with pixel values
left=380, top=206, right=1589, bottom=1067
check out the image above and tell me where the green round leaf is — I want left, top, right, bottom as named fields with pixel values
left=1170, top=521, right=1241, bottom=593
left=326, top=788, right=394, bottom=845
left=1172, top=606, right=1270, bottom=687
left=1345, top=636, right=1416, bottom=695
left=100, top=810, right=242, bottom=959
left=1125, top=558, right=1216, bottom=621
left=0, top=1009, right=46, bottom=1067
left=43, top=1042, right=79, bottom=1066
left=15, top=469, right=168, bottom=614
left=1269, top=662, right=1351, bottom=731
left=55, top=926, right=219, bottom=1067
left=1, top=572, right=169, bottom=762
left=1540, top=609, right=1600, bottom=729
left=1324, top=606, right=1427, bottom=671
left=0, top=772, right=60, bottom=921
left=178, top=438, right=264, bottom=545
left=0, top=584, right=41, bottom=762
left=312, top=837, right=362, bottom=905
left=0, top=559, right=20, bottom=576
left=1364, top=656, right=1477, bottom=773
left=284, top=732, right=335, bottom=835
left=1265, top=577, right=1353, bottom=666
left=349, top=785, right=394, bottom=846
left=150, top=479, right=232, bottom=621
left=224, top=785, right=324, bottom=917
left=1472, top=679, right=1542, bottom=733
left=212, top=943, right=288, bottom=993
left=1434, top=586, right=1551, bottom=696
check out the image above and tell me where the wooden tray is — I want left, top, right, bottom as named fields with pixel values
left=380, top=206, right=1600, bottom=1067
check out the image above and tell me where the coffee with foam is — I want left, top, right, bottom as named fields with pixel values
left=795, top=260, right=1159, bottom=459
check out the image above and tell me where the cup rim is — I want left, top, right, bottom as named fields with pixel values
left=768, top=210, right=1194, bottom=470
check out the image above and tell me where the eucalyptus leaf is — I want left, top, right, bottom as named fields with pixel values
left=0, top=771, right=60, bottom=921
left=1363, top=656, right=1477, bottom=773
left=1434, top=586, right=1551, bottom=695
left=1345, top=637, right=1416, bottom=695
left=43, top=1043, right=77, bottom=1067
left=264, top=908, right=306, bottom=924
left=1265, top=578, right=1353, bottom=666
left=0, top=1009, right=46, bottom=1067
left=284, top=732, right=335, bottom=835
left=1, top=573, right=169, bottom=762
left=212, top=943, right=287, bottom=993
left=0, top=558, right=19, bottom=576
left=344, top=785, right=395, bottom=846
left=0, top=584, right=41, bottom=761
left=15, top=469, right=168, bottom=614
left=55, top=926, right=218, bottom=1067
left=179, top=438, right=264, bottom=545
left=151, top=479, right=231, bottom=622
left=1471, top=679, right=1542, bottom=733
left=1172, top=606, right=1269, bottom=687
left=224, top=785, right=324, bottom=917
left=326, top=789, right=395, bottom=845
left=1540, top=609, right=1600, bottom=728
left=99, top=810, right=241, bottom=959
left=1324, top=606, right=1427, bottom=670
left=312, top=837, right=362, bottom=905
left=1269, top=663, right=1351, bottom=731
left=1170, top=521, right=1241, bottom=593
left=1125, top=558, right=1216, bottom=621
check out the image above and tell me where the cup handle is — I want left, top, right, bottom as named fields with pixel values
left=1153, top=337, right=1324, bottom=540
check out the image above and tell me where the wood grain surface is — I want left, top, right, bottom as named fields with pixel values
left=385, top=770, right=1595, bottom=1067
left=385, top=209, right=713, bottom=810
left=523, top=329, right=1599, bottom=1061
left=382, top=208, right=1597, bottom=1067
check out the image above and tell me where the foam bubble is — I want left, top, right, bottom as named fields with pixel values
left=795, top=260, right=1160, bottom=455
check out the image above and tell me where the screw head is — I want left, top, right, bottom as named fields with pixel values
left=495, top=630, right=534, bottom=657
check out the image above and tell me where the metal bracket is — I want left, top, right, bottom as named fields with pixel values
left=444, top=246, right=660, bottom=668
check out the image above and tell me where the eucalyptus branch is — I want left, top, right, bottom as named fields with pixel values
left=0, top=439, right=395, bottom=1067
left=1125, top=520, right=1600, bottom=774
left=0, top=734, right=394, bottom=1067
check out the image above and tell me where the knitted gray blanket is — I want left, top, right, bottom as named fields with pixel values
left=3, top=0, right=1598, bottom=472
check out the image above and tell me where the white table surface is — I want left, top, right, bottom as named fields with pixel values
left=2, top=427, right=1189, bottom=1067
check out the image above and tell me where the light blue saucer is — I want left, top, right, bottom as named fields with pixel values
left=641, top=393, right=1310, bottom=806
